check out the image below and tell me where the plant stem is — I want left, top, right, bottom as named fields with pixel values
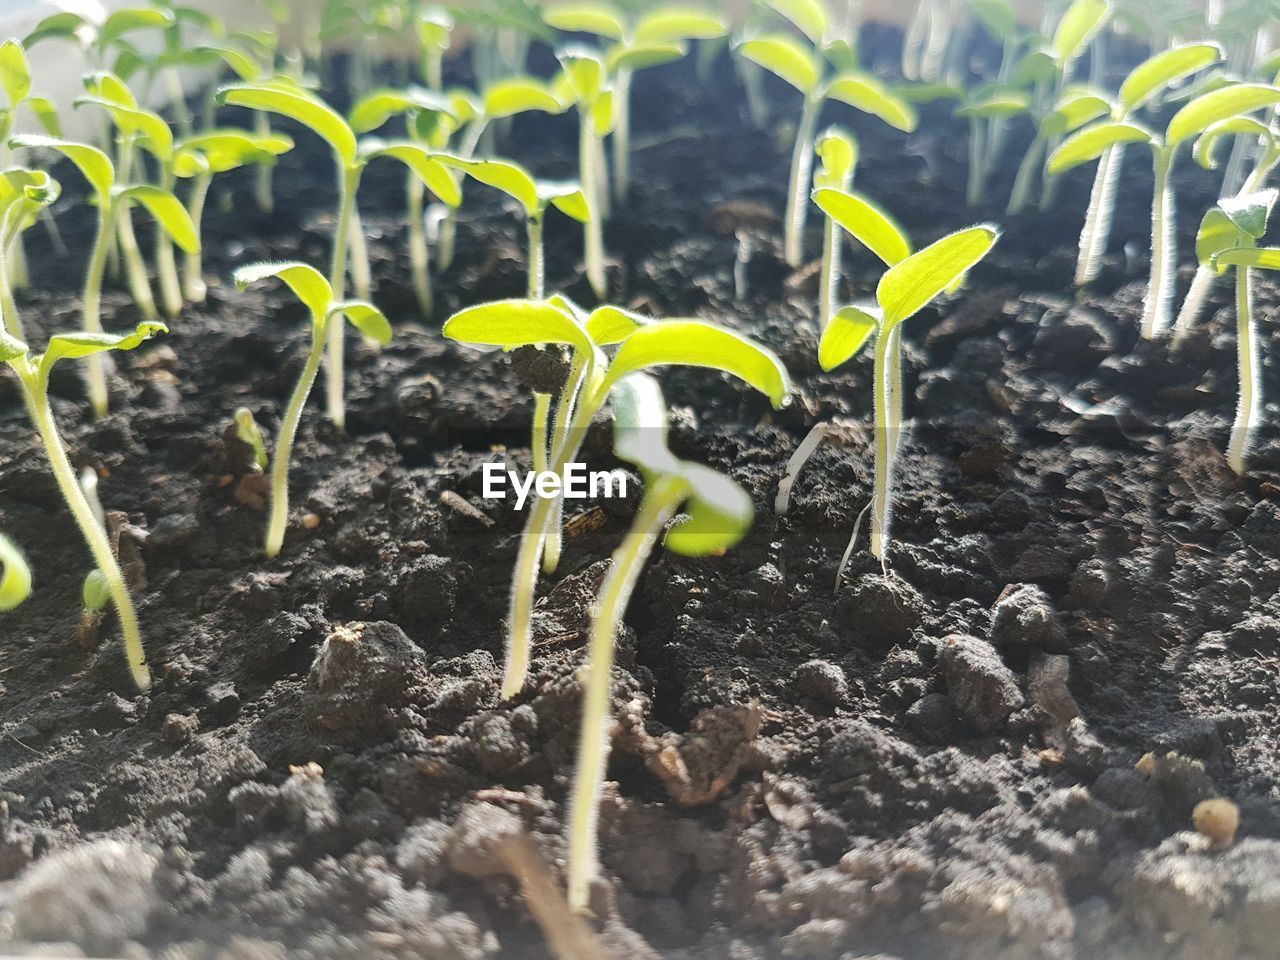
left=784, top=94, right=822, bottom=269
left=1141, top=149, right=1175, bottom=339
left=966, top=116, right=987, bottom=207
left=1228, top=264, right=1257, bottom=475
left=348, top=203, right=373, bottom=302
left=326, top=165, right=361, bottom=431
left=254, top=111, right=274, bottom=213
left=1171, top=264, right=1216, bottom=345
left=542, top=354, right=589, bottom=576
left=153, top=214, right=184, bottom=319
left=9, top=236, right=29, bottom=291
left=532, top=392, right=551, bottom=475
left=407, top=172, right=432, bottom=316
left=527, top=214, right=545, bottom=300
left=183, top=172, right=212, bottom=303
left=83, top=203, right=116, bottom=418
left=870, top=328, right=902, bottom=561
left=581, top=112, right=607, bottom=299
left=612, top=67, right=633, bottom=204
left=566, top=475, right=685, bottom=913
left=819, top=206, right=841, bottom=329
left=0, top=244, right=23, bottom=342
left=527, top=215, right=552, bottom=478
left=1007, top=137, right=1044, bottom=214
left=25, top=372, right=151, bottom=690
left=437, top=117, right=490, bottom=272
left=1075, top=143, right=1124, bottom=287
left=505, top=492, right=553, bottom=699
left=266, top=323, right=328, bottom=558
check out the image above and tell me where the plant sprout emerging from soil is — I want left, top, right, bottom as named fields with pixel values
left=814, top=126, right=857, bottom=328
left=566, top=371, right=752, bottom=913
left=217, top=80, right=459, bottom=429
left=232, top=261, right=391, bottom=559
left=1192, top=189, right=1279, bottom=475
left=542, top=2, right=728, bottom=203
left=235, top=406, right=269, bottom=472
left=0, top=532, right=32, bottom=612
left=813, top=185, right=997, bottom=579
left=9, top=134, right=198, bottom=418
left=737, top=0, right=917, bottom=269
left=1050, top=80, right=1280, bottom=338
left=443, top=297, right=790, bottom=698
left=1, top=313, right=166, bottom=691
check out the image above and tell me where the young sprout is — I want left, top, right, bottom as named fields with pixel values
left=443, top=297, right=790, bottom=699
left=83, top=568, right=111, bottom=614
left=9, top=134, right=198, bottom=417
left=0, top=532, right=32, bottom=612
left=173, top=129, right=295, bottom=301
left=416, top=6, right=453, bottom=91
left=737, top=0, right=917, bottom=268
left=542, top=2, right=727, bottom=203
left=813, top=127, right=857, bottom=328
left=813, top=186, right=997, bottom=579
left=0, top=168, right=59, bottom=345
left=1, top=315, right=166, bottom=691
left=955, top=84, right=1033, bottom=209
left=23, top=6, right=176, bottom=72
left=217, top=79, right=459, bottom=429
left=1194, top=189, right=1278, bottom=474
left=234, top=405, right=269, bottom=472
left=1051, top=80, right=1280, bottom=338
left=232, top=262, right=391, bottom=559
left=565, top=371, right=753, bottom=914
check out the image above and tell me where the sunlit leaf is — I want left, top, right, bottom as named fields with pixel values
left=444, top=298, right=596, bottom=357
left=1167, top=83, right=1280, bottom=147
left=1220, top=189, right=1278, bottom=239
left=9, top=134, right=114, bottom=199
left=1195, top=208, right=1237, bottom=268
left=666, top=461, right=753, bottom=556
left=0, top=40, right=32, bottom=107
left=826, top=71, right=918, bottom=131
left=877, top=226, right=999, bottom=327
left=587, top=305, right=648, bottom=344
left=1120, top=42, right=1222, bottom=112
left=119, top=185, right=199, bottom=253
left=767, top=0, right=828, bottom=45
left=233, top=261, right=333, bottom=322
left=436, top=155, right=539, bottom=214
left=329, top=300, right=392, bottom=344
left=218, top=81, right=358, bottom=168
left=1051, top=0, right=1109, bottom=67
left=359, top=139, right=461, bottom=206
left=1214, top=246, right=1280, bottom=271
left=819, top=304, right=880, bottom=371
left=737, top=35, right=819, bottom=95
left=812, top=187, right=911, bottom=266
left=814, top=127, right=857, bottom=187
left=0, top=533, right=32, bottom=612
left=634, top=8, right=726, bottom=45
left=39, top=321, right=167, bottom=381
left=483, top=77, right=565, bottom=118
left=544, top=3, right=626, bottom=40
left=1193, top=116, right=1271, bottom=170
left=1047, top=120, right=1154, bottom=173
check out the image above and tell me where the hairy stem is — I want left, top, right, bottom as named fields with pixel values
left=1007, top=137, right=1045, bottom=214
left=437, top=117, right=489, bottom=271
left=407, top=172, right=432, bottom=316
left=870, top=328, right=902, bottom=561
left=527, top=214, right=545, bottom=300
left=613, top=67, right=634, bottom=204
left=966, top=116, right=987, bottom=207
left=254, top=111, right=274, bottom=213
left=581, top=113, right=607, bottom=299
left=1141, top=149, right=1176, bottom=339
left=784, top=94, right=823, bottom=268
left=267, top=323, right=328, bottom=558
left=183, top=172, right=211, bottom=303
left=542, top=353, right=588, bottom=576
left=532, top=392, right=551, bottom=476
left=1171, top=264, right=1217, bottom=345
left=83, top=203, right=116, bottom=418
left=566, top=476, right=685, bottom=913
left=1075, top=143, right=1124, bottom=287
left=819, top=208, right=841, bottom=329
left=1228, top=265, right=1257, bottom=475
left=326, top=165, right=361, bottom=430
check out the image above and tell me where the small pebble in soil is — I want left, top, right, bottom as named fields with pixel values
left=991, top=583, right=1069, bottom=651
left=939, top=634, right=1024, bottom=733
left=792, top=660, right=847, bottom=707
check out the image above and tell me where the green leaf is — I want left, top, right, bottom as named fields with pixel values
left=1195, top=209, right=1237, bottom=268
left=812, top=187, right=912, bottom=266
left=1214, top=246, right=1280, bottom=271
left=118, top=186, right=199, bottom=253
left=9, top=134, right=114, bottom=200
left=557, top=46, right=608, bottom=104
left=83, top=569, right=110, bottom=612
left=443, top=298, right=596, bottom=357
left=601, top=320, right=791, bottom=409
left=767, top=0, right=828, bottom=45
left=436, top=155, right=538, bottom=215
left=634, top=8, right=726, bottom=45
left=665, top=461, right=753, bottom=557
left=968, top=0, right=1017, bottom=38
left=195, top=43, right=262, bottom=81
left=234, top=407, right=269, bottom=470
left=590, top=88, right=615, bottom=133
left=217, top=82, right=358, bottom=168
left=587, top=305, right=649, bottom=344
left=826, top=72, right=918, bottom=131
left=349, top=86, right=455, bottom=133
left=175, top=129, right=294, bottom=175
left=0, top=327, right=28, bottom=363
left=74, top=96, right=174, bottom=160
left=737, top=35, right=819, bottom=95
left=1041, top=87, right=1112, bottom=137
left=329, top=300, right=392, bottom=345
left=877, top=226, right=999, bottom=327
left=544, top=3, right=626, bottom=40
left=1167, top=83, right=1280, bottom=148
left=1011, top=47, right=1058, bottom=87
left=957, top=88, right=1032, bottom=120
left=610, top=371, right=677, bottom=475
left=607, top=42, right=687, bottom=74
left=1047, top=120, right=1154, bottom=173
left=359, top=139, right=461, bottom=206
left=819, top=304, right=880, bottom=371
left=544, top=182, right=591, bottom=222
left=23, top=12, right=87, bottom=49
left=0, top=40, right=32, bottom=107
left=25, top=96, right=62, bottom=137
left=814, top=127, right=857, bottom=188
left=0, top=533, right=32, bottom=612
left=896, top=81, right=965, bottom=104
left=1220, top=189, right=1278, bottom=239
left=1194, top=116, right=1272, bottom=170
left=233, top=261, right=333, bottom=323
left=99, top=7, right=175, bottom=47
left=1051, top=0, right=1109, bottom=67
left=483, top=78, right=565, bottom=119
left=38, top=321, right=167, bottom=381
left=83, top=71, right=137, bottom=108
left=1120, top=42, right=1221, bottom=112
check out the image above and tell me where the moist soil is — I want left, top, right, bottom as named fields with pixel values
left=2, top=27, right=1280, bottom=960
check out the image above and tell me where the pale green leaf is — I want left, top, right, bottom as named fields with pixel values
left=175, top=129, right=294, bottom=175
left=767, top=0, right=828, bottom=45
left=233, top=261, right=333, bottom=323
left=0, top=327, right=27, bottom=362
left=25, top=96, right=62, bottom=136
left=826, top=72, right=918, bottom=131
left=737, top=35, right=819, bottom=95
left=665, top=461, right=754, bottom=557
left=819, top=304, right=880, bottom=371
left=39, top=321, right=167, bottom=381
left=957, top=89, right=1032, bottom=119
left=610, top=372, right=677, bottom=475
left=544, top=3, right=626, bottom=40
left=120, top=185, right=199, bottom=253
left=1195, top=208, right=1237, bottom=267
left=217, top=82, right=357, bottom=168
left=587, top=305, right=648, bottom=344
left=1041, top=87, right=1111, bottom=137
left=0, top=40, right=32, bottom=107
left=483, top=78, right=565, bottom=118
left=75, top=96, right=173, bottom=160
left=349, top=86, right=454, bottom=133
left=607, top=42, right=686, bottom=74
left=83, top=71, right=137, bottom=108
left=359, top=139, right=461, bottom=206
left=1214, top=246, right=1280, bottom=271
left=1051, top=0, right=1109, bottom=67
left=1047, top=120, right=1154, bottom=173
left=436, top=155, right=538, bottom=215
left=0, top=533, right=32, bottom=612
left=1220, top=189, right=1277, bottom=239
left=557, top=46, right=608, bottom=104
left=329, top=300, right=392, bottom=344
left=1167, top=83, right=1280, bottom=147
left=443, top=298, right=595, bottom=357
left=194, top=43, right=262, bottom=81
left=969, top=0, right=1017, bottom=38
left=9, top=134, right=114, bottom=199
left=814, top=126, right=857, bottom=187
left=1120, top=42, right=1222, bottom=112
left=1194, top=116, right=1272, bottom=170
left=544, top=182, right=590, bottom=222
left=812, top=187, right=912, bottom=266
left=634, top=8, right=726, bottom=45
left=23, top=12, right=87, bottom=49
left=590, top=88, right=615, bottom=133
left=99, top=7, right=174, bottom=47
left=877, top=226, right=999, bottom=327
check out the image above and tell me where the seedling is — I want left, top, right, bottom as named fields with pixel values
left=543, top=2, right=727, bottom=202
left=23, top=6, right=176, bottom=72
left=217, top=79, right=459, bottom=429
left=9, top=134, right=198, bottom=417
left=443, top=297, right=790, bottom=699
left=737, top=0, right=917, bottom=267
left=234, top=406, right=269, bottom=471
left=416, top=6, right=453, bottom=91
left=1, top=315, right=166, bottom=691
left=956, top=85, right=1033, bottom=208
left=0, top=533, right=31, bottom=612
left=814, top=127, right=857, bottom=328
left=1051, top=80, right=1280, bottom=338
left=565, top=371, right=752, bottom=913
left=813, top=186, right=997, bottom=579
left=1193, top=189, right=1278, bottom=474
left=0, top=168, right=60, bottom=347
left=232, top=262, right=391, bottom=558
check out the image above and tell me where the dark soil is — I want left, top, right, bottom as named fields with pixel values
left=3, top=26, right=1280, bottom=960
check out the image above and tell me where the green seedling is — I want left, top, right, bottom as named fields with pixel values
left=443, top=296, right=790, bottom=699
left=1174, top=113, right=1280, bottom=340
left=565, top=371, right=752, bottom=914
left=813, top=126, right=857, bottom=328
left=83, top=568, right=111, bottom=613
left=955, top=84, right=1033, bottom=208
left=9, top=134, right=197, bottom=417
left=543, top=2, right=727, bottom=203
left=813, top=186, right=997, bottom=579
left=417, top=6, right=453, bottom=91
left=235, top=405, right=270, bottom=471
left=23, top=6, right=176, bottom=71
left=0, top=168, right=59, bottom=346
left=174, top=129, right=295, bottom=301
left=1, top=314, right=166, bottom=691
left=217, top=79, right=459, bottom=429
left=1051, top=80, right=1280, bottom=339
left=737, top=0, right=917, bottom=268
left=1194, top=189, right=1278, bottom=474
left=232, top=262, right=391, bottom=558
left=449, top=0, right=550, bottom=92
left=0, top=532, right=32, bottom=612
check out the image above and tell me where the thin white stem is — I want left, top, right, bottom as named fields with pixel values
left=784, top=94, right=823, bottom=268
left=1142, top=149, right=1176, bottom=339
left=966, top=116, right=987, bottom=207
left=266, top=323, right=328, bottom=558
left=1075, top=143, right=1124, bottom=287
left=775, top=421, right=830, bottom=515
left=254, top=111, right=274, bottom=213
left=348, top=204, right=373, bottom=303
left=326, top=165, right=361, bottom=430
left=83, top=202, right=116, bottom=418
left=1228, top=265, right=1257, bottom=474
left=182, top=172, right=211, bottom=303
left=612, top=67, right=633, bottom=204
left=1172, top=264, right=1217, bottom=345
left=582, top=112, right=607, bottom=299
left=407, top=173, right=432, bottom=316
